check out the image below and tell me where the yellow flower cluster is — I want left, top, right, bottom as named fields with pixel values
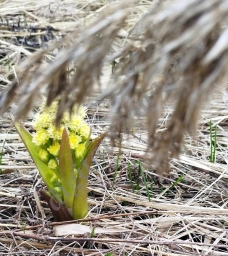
left=33, top=100, right=90, bottom=182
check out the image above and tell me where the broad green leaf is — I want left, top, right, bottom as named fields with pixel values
left=14, top=122, right=62, bottom=202
left=72, top=132, right=106, bottom=219
left=59, top=128, right=76, bottom=209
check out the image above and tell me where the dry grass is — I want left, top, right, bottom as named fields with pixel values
left=0, top=0, right=228, bottom=255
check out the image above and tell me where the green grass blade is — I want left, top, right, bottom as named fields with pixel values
left=210, top=120, right=213, bottom=162
left=213, top=124, right=217, bottom=163
left=73, top=132, right=106, bottom=219
left=59, top=128, right=76, bottom=209
left=209, top=121, right=217, bottom=163
left=142, top=172, right=151, bottom=202
left=105, top=253, right=113, bottom=256
left=0, top=138, right=6, bottom=175
left=90, top=226, right=96, bottom=238
left=169, top=174, right=184, bottom=191
left=136, top=160, right=142, bottom=191
left=127, top=162, right=134, bottom=192
left=113, top=150, right=120, bottom=184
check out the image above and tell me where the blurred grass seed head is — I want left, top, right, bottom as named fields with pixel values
left=1, top=0, right=228, bottom=173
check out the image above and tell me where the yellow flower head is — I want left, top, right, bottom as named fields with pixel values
left=33, top=99, right=90, bottom=160
left=72, top=105, right=87, bottom=118
left=48, top=142, right=60, bottom=157
left=69, top=133, right=82, bottom=149
left=62, top=112, right=70, bottom=123
left=68, top=115, right=83, bottom=133
left=33, top=112, right=54, bottom=130
left=47, top=124, right=64, bottom=141
left=79, top=123, right=91, bottom=139
left=75, top=143, right=86, bottom=159
left=40, top=100, right=58, bottom=114
left=32, top=129, right=49, bottom=146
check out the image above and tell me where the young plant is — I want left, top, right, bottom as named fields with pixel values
left=136, top=160, right=142, bottom=191
left=113, top=150, right=120, bottom=184
left=166, top=174, right=184, bottom=195
left=0, top=139, right=6, bottom=175
left=15, top=101, right=106, bottom=221
left=209, top=120, right=217, bottom=163
left=142, top=172, right=152, bottom=202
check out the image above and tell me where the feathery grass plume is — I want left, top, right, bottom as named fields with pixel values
left=1, top=0, right=228, bottom=173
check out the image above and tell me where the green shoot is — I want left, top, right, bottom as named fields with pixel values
left=127, top=162, right=134, bottom=191
left=20, top=221, right=26, bottom=234
left=169, top=174, right=184, bottom=192
left=113, top=150, right=120, bottom=184
left=135, top=160, right=142, bottom=191
left=90, top=226, right=95, bottom=238
left=0, top=139, right=6, bottom=175
left=209, top=120, right=217, bottom=163
left=165, top=174, right=184, bottom=196
left=127, top=160, right=153, bottom=199
left=142, top=172, right=151, bottom=201
left=105, top=253, right=113, bottom=256
left=150, top=178, right=153, bottom=196
left=23, top=12, right=28, bottom=27
left=112, top=60, right=117, bottom=73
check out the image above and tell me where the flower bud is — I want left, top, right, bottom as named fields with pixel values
left=48, top=158, right=58, bottom=171
left=38, top=149, right=50, bottom=163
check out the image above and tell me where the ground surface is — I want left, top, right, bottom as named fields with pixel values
left=0, top=1, right=228, bottom=255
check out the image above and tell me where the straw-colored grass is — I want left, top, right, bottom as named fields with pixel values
left=0, top=0, right=228, bottom=255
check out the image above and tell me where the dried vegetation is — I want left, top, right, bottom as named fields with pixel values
left=0, top=0, right=228, bottom=255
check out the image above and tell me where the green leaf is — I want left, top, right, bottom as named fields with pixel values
left=59, top=128, right=76, bottom=209
left=72, top=132, right=106, bottom=219
left=75, top=128, right=92, bottom=169
left=14, top=122, right=62, bottom=202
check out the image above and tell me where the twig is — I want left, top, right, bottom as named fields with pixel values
left=8, top=232, right=228, bottom=250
